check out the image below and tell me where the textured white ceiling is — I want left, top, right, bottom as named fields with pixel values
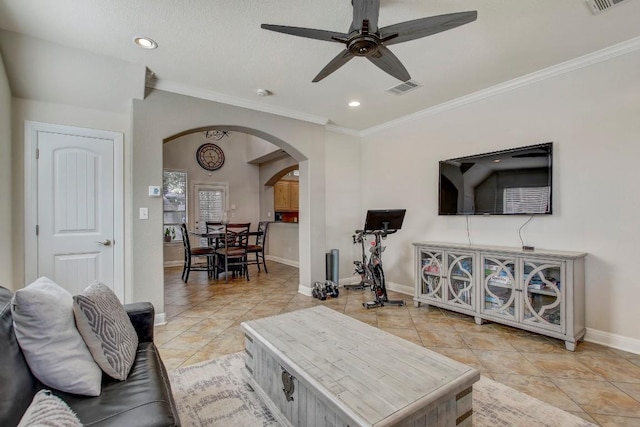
left=1, top=0, right=639, bottom=130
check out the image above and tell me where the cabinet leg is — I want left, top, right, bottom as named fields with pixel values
left=414, top=301, right=421, bottom=308
left=565, top=341, right=576, bottom=351
left=474, top=317, right=483, bottom=325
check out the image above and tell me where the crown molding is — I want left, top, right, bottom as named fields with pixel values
left=147, top=79, right=329, bottom=126
left=325, top=124, right=362, bottom=137
left=146, top=37, right=640, bottom=138
left=360, top=36, right=640, bottom=137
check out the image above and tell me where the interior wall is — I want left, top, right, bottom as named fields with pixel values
left=360, top=50, right=640, bottom=344
left=10, top=98, right=132, bottom=294
left=0, top=54, right=12, bottom=289
left=258, top=156, right=299, bottom=264
left=246, top=134, right=280, bottom=161
left=132, top=89, right=326, bottom=313
left=324, top=130, right=362, bottom=284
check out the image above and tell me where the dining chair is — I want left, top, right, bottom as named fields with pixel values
left=214, top=223, right=251, bottom=283
left=247, top=221, right=270, bottom=273
left=180, top=223, right=216, bottom=283
left=205, top=221, right=225, bottom=249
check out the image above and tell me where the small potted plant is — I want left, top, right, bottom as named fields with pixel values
left=164, top=227, right=175, bottom=242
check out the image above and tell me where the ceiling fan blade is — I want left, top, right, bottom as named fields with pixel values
left=312, top=49, right=355, bottom=83
left=350, top=0, right=380, bottom=33
left=380, top=11, right=477, bottom=46
left=366, top=45, right=410, bottom=82
left=261, top=24, right=348, bottom=43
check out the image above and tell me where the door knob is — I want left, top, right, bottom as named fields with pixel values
left=97, top=239, right=112, bottom=246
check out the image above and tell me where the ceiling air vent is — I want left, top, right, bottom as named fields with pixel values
left=586, top=0, right=632, bottom=14
left=386, top=80, right=422, bottom=95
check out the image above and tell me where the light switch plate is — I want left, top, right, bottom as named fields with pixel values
left=139, top=207, right=149, bottom=220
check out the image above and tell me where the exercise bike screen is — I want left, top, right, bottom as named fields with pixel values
left=364, top=209, right=406, bottom=232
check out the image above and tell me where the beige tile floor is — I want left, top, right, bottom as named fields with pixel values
left=158, top=262, right=640, bottom=426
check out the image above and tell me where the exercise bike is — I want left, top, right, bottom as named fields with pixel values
left=344, top=210, right=407, bottom=309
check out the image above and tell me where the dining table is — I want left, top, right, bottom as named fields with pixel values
left=189, top=229, right=263, bottom=249
left=189, top=228, right=264, bottom=280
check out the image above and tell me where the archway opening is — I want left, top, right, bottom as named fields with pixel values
left=161, top=125, right=309, bottom=284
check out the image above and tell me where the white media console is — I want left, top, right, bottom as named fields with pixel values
left=413, top=242, right=587, bottom=351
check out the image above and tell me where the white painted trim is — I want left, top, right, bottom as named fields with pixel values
left=149, top=79, right=329, bottom=126
left=151, top=38, right=640, bottom=138
left=24, top=122, right=38, bottom=284
left=24, top=121, right=125, bottom=300
left=155, top=312, right=167, bottom=326
left=325, top=124, right=362, bottom=137
left=585, top=328, right=640, bottom=355
left=298, top=283, right=313, bottom=297
left=385, top=281, right=414, bottom=296
left=265, top=255, right=299, bottom=268
left=113, top=132, right=125, bottom=301
left=338, top=276, right=361, bottom=286
left=163, top=261, right=183, bottom=268
left=361, top=36, right=640, bottom=137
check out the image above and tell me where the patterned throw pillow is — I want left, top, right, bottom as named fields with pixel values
left=18, top=390, right=82, bottom=427
left=73, top=282, right=138, bottom=381
left=11, top=277, right=102, bottom=396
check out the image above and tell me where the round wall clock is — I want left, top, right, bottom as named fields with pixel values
left=196, top=143, right=225, bottom=171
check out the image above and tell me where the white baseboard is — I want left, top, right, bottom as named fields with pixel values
left=375, top=284, right=640, bottom=356
left=155, top=312, right=167, bottom=326
left=298, top=283, right=313, bottom=297
left=338, top=276, right=361, bottom=286
left=386, top=281, right=414, bottom=296
left=265, top=255, right=299, bottom=268
left=163, top=261, right=182, bottom=268
left=336, top=278, right=413, bottom=296
left=585, top=328, right=640, bottom=355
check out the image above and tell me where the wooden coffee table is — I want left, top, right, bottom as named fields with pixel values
left=241, top=306, right=479, bottom=427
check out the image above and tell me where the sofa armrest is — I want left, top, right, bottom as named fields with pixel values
left=125, top=302, right=155, bottom=343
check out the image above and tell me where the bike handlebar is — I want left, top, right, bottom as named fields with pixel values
left=353, top=229, right=398, bottom=238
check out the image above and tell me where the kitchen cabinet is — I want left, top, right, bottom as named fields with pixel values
left=274, top=180, right=299, bottom=212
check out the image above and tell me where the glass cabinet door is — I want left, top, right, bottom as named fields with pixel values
left=420, top=250, right=444, bottom=302
left=522, top=260, right=563, bottom=332
left=482, top=256, right=517, bottom=321
left=446, top=252, right=474, bottom=309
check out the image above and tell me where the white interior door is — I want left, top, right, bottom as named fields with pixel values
left=25, top=122, right=124, bottom=299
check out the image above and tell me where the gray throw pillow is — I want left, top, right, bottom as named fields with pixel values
left=18, top=389, right=82, bottom=427
left=11, top=277, right=102, bottom=396
left=73, top=282, right=138, bottom=380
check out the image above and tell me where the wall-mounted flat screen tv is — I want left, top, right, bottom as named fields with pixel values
left=439, top=142, right=553, bottom=215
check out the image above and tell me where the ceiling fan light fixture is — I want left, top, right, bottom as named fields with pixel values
left=133, top=37, right=158, bottom=49
left=348, top=101, right=361, bottom=107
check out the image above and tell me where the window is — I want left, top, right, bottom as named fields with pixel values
left=503, top=186, right=550, bottom=214
left=194, top=184, right=227, bottom=246
left=163, top=170, right=187, bottom=242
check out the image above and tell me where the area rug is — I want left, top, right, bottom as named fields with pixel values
left=169, top=352, right=595, bottom=427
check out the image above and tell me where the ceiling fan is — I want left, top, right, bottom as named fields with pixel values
left=261, top=0, right=477, bottom=83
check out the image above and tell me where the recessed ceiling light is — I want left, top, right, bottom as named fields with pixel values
left=493, top=159, right=501, bottom=163
left=348, top=101, right=360, bottom=107
left=133, top=37, right=158, bottom=49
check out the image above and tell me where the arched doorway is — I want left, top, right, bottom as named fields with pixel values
left=162, top=128, right=303, bottom=269
left=131, top=89, right=327, bottom=320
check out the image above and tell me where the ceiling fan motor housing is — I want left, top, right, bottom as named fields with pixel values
left=348, top=35, right=380, bottom=56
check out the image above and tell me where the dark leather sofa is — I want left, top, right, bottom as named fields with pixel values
left=0, top=286, right=181, bottom=426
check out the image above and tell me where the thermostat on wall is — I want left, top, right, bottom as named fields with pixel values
left=149, top=186, right=162, bottom=197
